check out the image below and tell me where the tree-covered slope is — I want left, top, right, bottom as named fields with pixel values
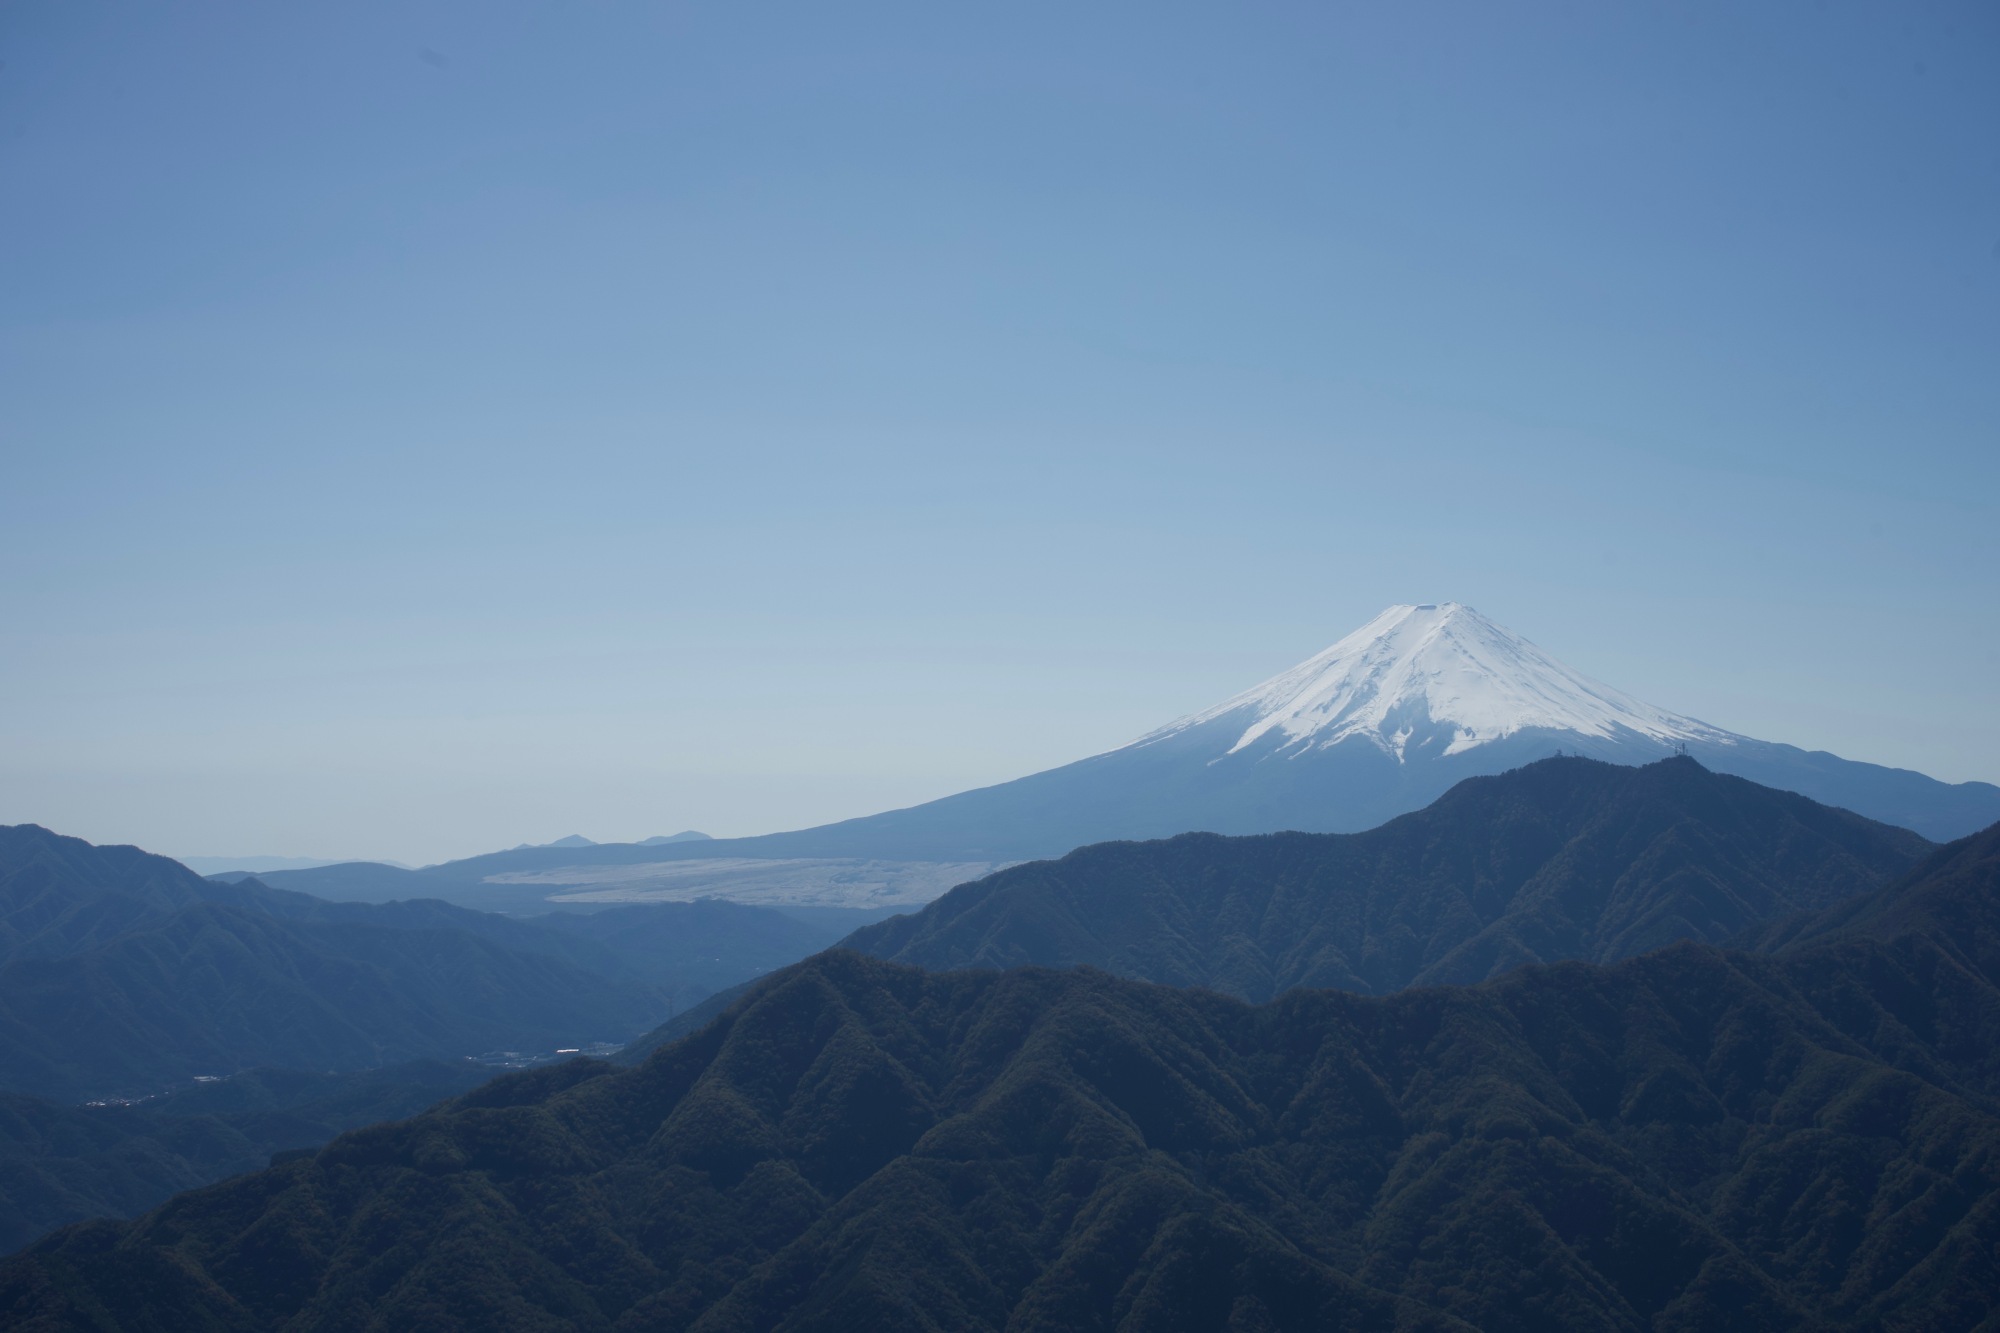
left=10, top=829, right=2000, bottom=1331
left=0, top=824, right=223, bottom=961
left=1750, top=821, right=2000, bottom=962
left=841, top=756, right=1931, bottom=1000
left=1738, top=819, right=2000, bottom=1099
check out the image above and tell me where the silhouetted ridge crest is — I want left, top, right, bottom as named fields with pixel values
left=840, top=756, right=1931, bottom=999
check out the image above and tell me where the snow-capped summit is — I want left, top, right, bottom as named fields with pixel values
left=424, top=603, right=1996, bottom=871
left=249, top=602, right=2000, bottom=917
left=1141, top=603, right=1731, bottom=763
left=727, top=600, right=1987, bottom=854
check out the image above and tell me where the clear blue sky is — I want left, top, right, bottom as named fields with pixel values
left=3, top=1, right=1996, bottom=865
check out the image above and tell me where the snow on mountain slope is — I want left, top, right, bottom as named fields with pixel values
left=255, top=601, right=2000, bottom=903
left=1135, top=602, right=1736, bottom=761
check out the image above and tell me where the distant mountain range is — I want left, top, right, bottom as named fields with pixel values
left=505, top=831, right=711, bottom=852
left=243, top=604, right=1999, bottom=911
left=0, top=826, right=666, bottom=1103
left=173, top=854, right=410, bottom=876
left=0, top=825, right=896, bottom=1249
left=16, top=816, right=1999, bottom=1329
left=0, top=826, right=853, bottom=1104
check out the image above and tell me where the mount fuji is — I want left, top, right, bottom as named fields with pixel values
left=253, top=604, right=2000, bottom=906
left=1136, top=601, right=1732, bottom=764
left=742, top=600, right=1991, bottom=857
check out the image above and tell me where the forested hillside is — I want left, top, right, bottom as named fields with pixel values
left=8, top=817, right=1996, bottom=1331
left=843, top=756, right=1930, bottom=999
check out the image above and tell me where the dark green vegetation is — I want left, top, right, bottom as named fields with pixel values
left=8, top=820, right=1998, bottom=1331
left=0, top=1063, right=487, bottom=1254
left=844, top=757, right=1931, bottom=1000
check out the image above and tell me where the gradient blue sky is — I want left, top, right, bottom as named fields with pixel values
left=3, top=2, right=1996, bottom=865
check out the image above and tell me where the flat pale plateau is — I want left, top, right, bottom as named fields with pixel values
left=483, top=857, right=1011, bottom=909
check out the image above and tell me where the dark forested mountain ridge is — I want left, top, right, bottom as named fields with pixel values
left=12, top=847, right=2000, bottom=1333
left=0, top=826, right=670, bottom=1102
left=0, top=822, right=235, bottom=961
left=1744, top=820, right=2000, bottom=1099
left=1750, top=820, right=2000, bottom=963
left=842, top=756, right=1932, bottom=1000
left=0, top=822, right=571, bottom=966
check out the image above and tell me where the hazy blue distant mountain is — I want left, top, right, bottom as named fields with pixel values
left=0, top=826, right=670, bottom=1101
left=210, top=858, right=435, bottom=901
left=509, top=833, right=598, bottom=850
left=176, top=854, right=412, bottom=876
left=841, top=756, right=1931, bottom=999
left=0, top=827, right=873, bottom=1106
left=638, top=831, right=712, bottom=845
left=244, top=850, right=994, bottom=916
